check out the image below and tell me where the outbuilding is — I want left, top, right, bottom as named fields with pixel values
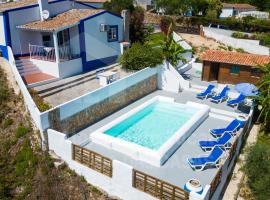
left=201, top=50, right=270, bottom=84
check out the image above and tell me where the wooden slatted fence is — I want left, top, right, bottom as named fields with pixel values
left=72, top=144, right=112, bottom=177
left=209, top=168, right=222, bottom=198
left=133, top=170, right=189, bottom=200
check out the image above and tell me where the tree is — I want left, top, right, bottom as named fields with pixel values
left=159, top=24, right=189, bottom=67
left=119, top=43, right=163, bottom=70
left=130, top=7, right=153, bottom=43
left=155, top=0, right=191, bottom=15
left=103, top=0, right=134, bottom=15
left=244, top=142, right=270, bottom=200
left=205, top=0, right=222, bottom=19
left=160, top=16, right=175, bottom=35
left=255, top=63, right=270, bottom=131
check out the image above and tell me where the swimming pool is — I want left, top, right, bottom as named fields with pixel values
left=91, top=96, right=210, bottom=167
left=105, top=101, right=197, bottom=150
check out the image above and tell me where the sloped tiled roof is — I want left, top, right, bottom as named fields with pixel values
left=201, top=50, right=270, bottom=67
left=17, top=9, right=104, bottom=31
left=0, top=0, right=37, bottom=12
left=222, top=3, right=256, bottom=10
left=75, top=0, right=109, bottom=3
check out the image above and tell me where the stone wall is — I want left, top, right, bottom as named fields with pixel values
left=48, top=75, right=157, bottom=135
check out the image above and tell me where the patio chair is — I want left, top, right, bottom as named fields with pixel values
left=210, top=119, right=241, bottom=138
left=227, top=94, right=246, bottom=107
left=187, top=147, right=224, bottom=171
left=196, top=84, right=215, bottom=99
left=199, top=133, right=232, bottom=152
left=210, top=86, right=230, bottom=103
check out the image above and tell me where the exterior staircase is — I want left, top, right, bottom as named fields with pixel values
left=15, top=58, right=41, bottom=76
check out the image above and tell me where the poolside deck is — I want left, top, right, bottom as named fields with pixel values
left=69, top=90, right=249, bottom=189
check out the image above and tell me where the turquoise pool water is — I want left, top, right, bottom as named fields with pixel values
left=104, top=101, right=197, bottom=150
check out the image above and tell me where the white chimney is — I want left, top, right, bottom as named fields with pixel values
left=38, top=0, right=49, bottom=21
left=121, top=10, right=130, bottom=42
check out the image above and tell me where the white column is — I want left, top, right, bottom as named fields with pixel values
left=53, top=31, right=60, bottom=63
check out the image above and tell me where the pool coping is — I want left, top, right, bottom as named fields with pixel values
left=91, top=96, right=210, bottom=167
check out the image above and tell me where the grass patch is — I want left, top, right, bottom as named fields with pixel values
left=2, top=118, right=13, bottom=129
left=15, top=126, right=30, bottom=139
left=29, top=89, right=51, bottom=112
left=145, top=32, right=165, bottom=48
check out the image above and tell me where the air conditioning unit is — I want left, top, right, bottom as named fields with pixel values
left=100, top=24, right=109, bottom=32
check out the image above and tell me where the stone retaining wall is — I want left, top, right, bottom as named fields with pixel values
left=48, top=75, right=158, bottom=135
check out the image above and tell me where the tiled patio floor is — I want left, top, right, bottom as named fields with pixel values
left=23, top=73, right=56, bottom=85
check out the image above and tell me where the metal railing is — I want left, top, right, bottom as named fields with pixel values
left=29, top=44, right=80, bottom=62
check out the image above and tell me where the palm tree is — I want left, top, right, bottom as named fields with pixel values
left=256, top=63, right=270, bottom=131
left=159, top=24, right=189, bottom=68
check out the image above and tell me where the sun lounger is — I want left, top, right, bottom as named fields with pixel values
left=210, top=86, right=230, bottom=103
left=187, top=147, right=224, bottom=171
left=210, top=119, right=240, bottom=138
left=196, top=84, right=215, bottom=99
left=199, top=133, right=232, bottom=152
left=227, top=94, right=246, bottom=107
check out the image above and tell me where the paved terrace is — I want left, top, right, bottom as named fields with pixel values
left=69, top=90, right=250, bottom=189
left=33, top=65, right=132, bottom=107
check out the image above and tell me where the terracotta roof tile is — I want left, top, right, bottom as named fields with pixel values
left=201, top=50, right=270, bottom=67
left=17, top=9, right=104, bottom=31
left=75, top=0, right=109, bottom=3
left=222, top=3, right=256, bottom=10
left=0, top=0, right=37, bottom=12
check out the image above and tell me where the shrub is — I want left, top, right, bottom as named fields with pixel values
left=2, top=118, right=13, bottom=129
left=160, top=16, right=175, bottom=35
left=16, top=126, right=30, bottom=138
left=244, top=142, right=270, bottom=200
left=29, top=90, right=51, bottom=112
left=119, top=43, right=163, bottom=70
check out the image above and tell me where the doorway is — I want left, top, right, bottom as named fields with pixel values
left=209, top=62, right=220, bottom=81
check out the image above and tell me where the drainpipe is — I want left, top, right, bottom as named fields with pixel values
left=53, top=32, right=60, bottom=63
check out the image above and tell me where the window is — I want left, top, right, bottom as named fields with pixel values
left=57, top=29, right=70, bottom=47
left=230, top=65, right=240, bottom=74
left=42, top=34, right=52, bottom=47
left=107, top=25, right=118, bottom=42
left=251, top=68, right=261, bottom=77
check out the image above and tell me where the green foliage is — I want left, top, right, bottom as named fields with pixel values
left=160, top=16, right=175, bottom=35
left=29, top=90, right=51, bottom=112
left=255, top=63, right=270, bottom=130
left=159, top=27, right=189, bottom=67
left=145, top=32, right=166, bottom=48
left=130, top=7, right=152, bottom=43
left=103, top=0, right=134, bottom=14
left=244, top=142, right=270, bottom=200
left=15, top=139, right=37, bottom=177
left=2, top=119, right=13, bottom=129
left=119, top=43, right=163, bottom=70
left=16, top=126, right=30, bottom=139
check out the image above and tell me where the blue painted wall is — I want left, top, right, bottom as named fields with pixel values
left=80, top=12, right=123, bottom=71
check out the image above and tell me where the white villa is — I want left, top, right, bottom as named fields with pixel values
left=0, top=0, right=127, bottom=83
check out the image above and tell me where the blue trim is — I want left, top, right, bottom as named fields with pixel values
left=4, top=0, right=69, bottom=12
left=83, top=55, right=119, bottom=71
left=74, top=1, right=97, bottom=9
left=0, top=45, right=9, bottom=60
left=107, top=25, right=118, bottom=42
left=78, top=22, right=87, bottom=71
left=81, top=10, right=123, bottom=22
left=3, top=12, right=11, bottom=48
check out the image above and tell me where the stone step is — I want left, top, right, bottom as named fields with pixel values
left=38, top=75, right=97, bottom=98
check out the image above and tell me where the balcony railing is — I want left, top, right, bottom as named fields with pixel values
left=29, top=44, right=80, bottom=62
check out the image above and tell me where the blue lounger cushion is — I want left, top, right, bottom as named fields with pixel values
left=200, top=133, right=232, bottom=151
left=210, top=119, right=240, bottom=137
left=227, top=94, right=246, bottom=106
left=197, top=84, right=215, bottom=98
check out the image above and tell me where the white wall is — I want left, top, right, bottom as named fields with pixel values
left=58, top=58, right=83, bottom=78
left=203, top=27, right=270, bottom=55
left=47, top=129, right=157, bottom=200
left=31, top=59, right=60, bottom=77
left=8, top=7, right=41, bottom=55
left=220, top=8, right=234, bottom=18
left=0, top=13, right=6, bottom=46
left=84, top=12, right=123, bottom=62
